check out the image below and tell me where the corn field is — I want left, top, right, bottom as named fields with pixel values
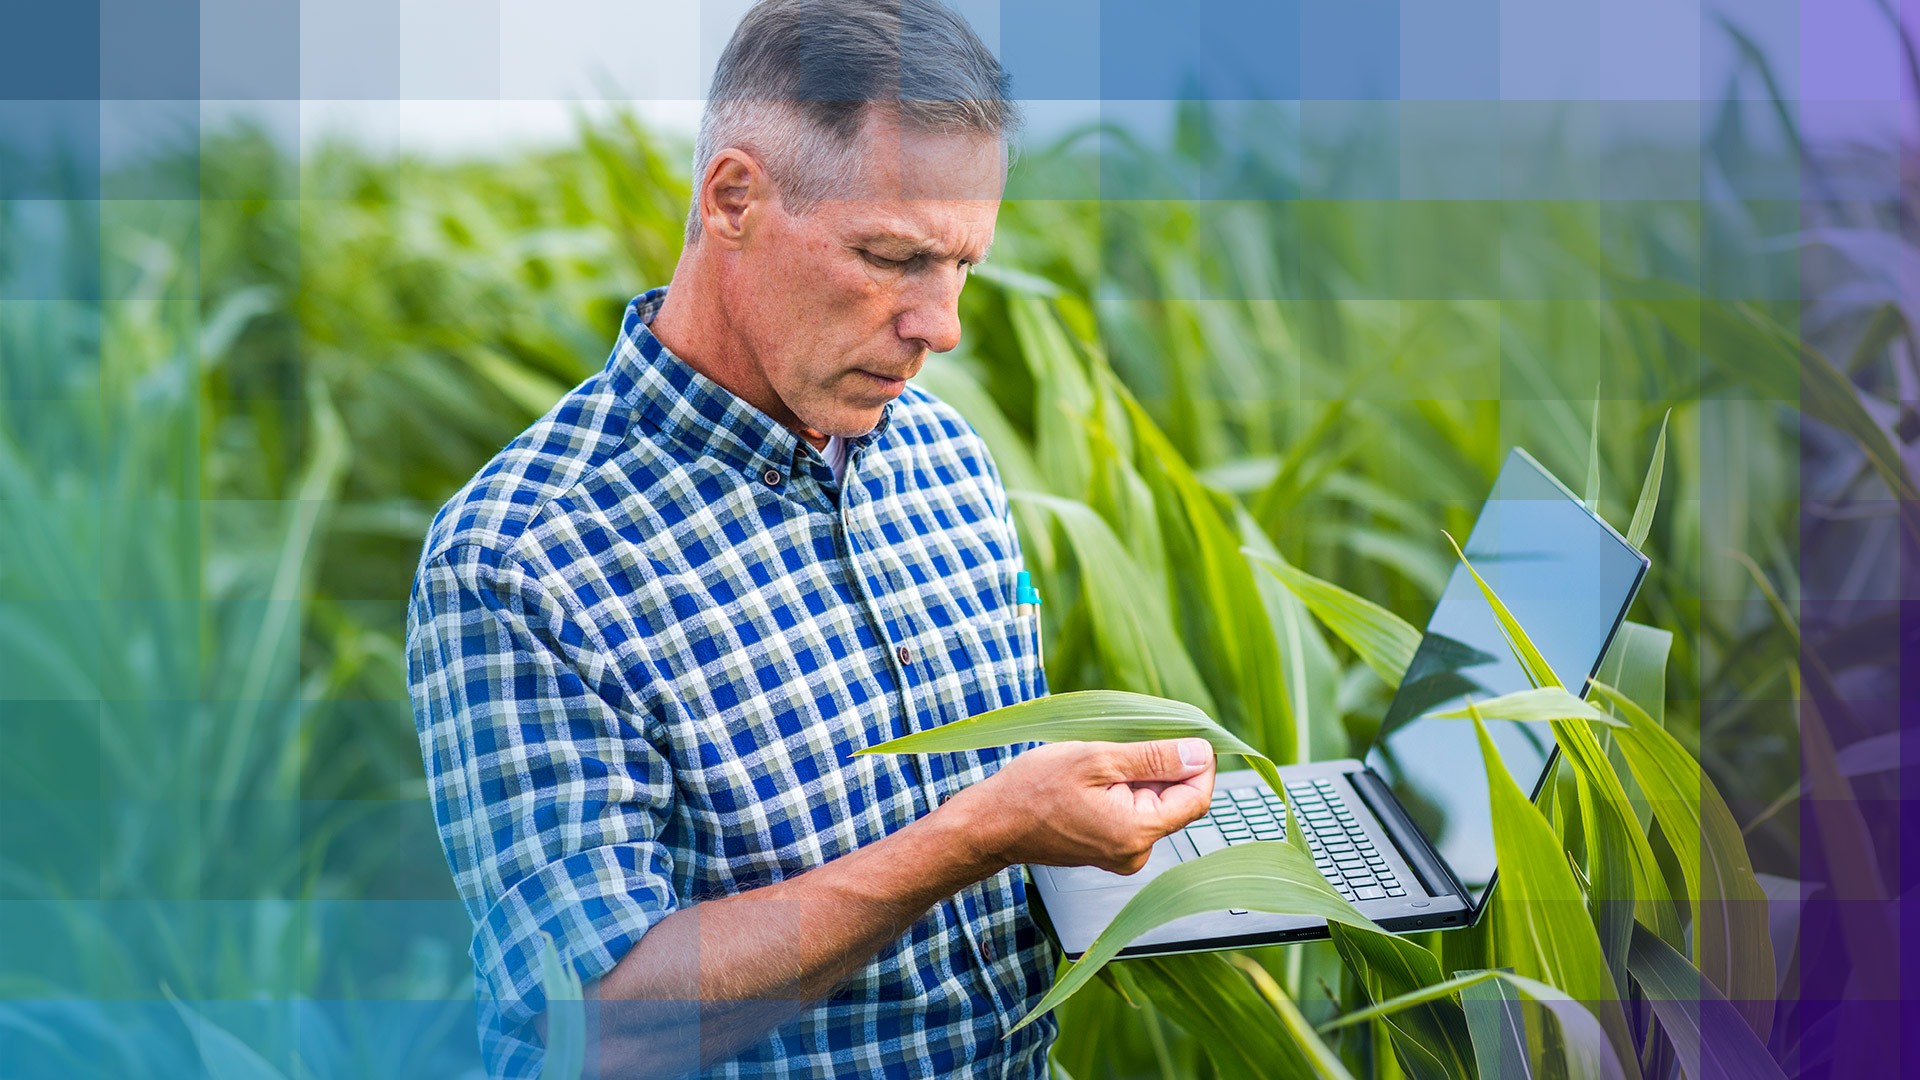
left=0, top=16, right=1902, bottom=1078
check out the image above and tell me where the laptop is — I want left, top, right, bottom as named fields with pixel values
left=1028, top=447, right=1651, bottom=959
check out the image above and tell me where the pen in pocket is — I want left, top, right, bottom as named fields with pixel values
left=1015, top=570, right=1045, bottom=671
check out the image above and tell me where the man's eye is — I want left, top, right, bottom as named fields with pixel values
left=863, top=250, right=912, bottom=269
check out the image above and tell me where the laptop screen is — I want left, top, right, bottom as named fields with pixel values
left=1362, top=449, right=1648, bottom=908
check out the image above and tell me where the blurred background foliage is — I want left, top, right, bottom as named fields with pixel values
left=0, top=12, right=1905, bottom=1074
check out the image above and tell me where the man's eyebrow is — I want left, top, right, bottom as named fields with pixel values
left=854, top=231, right=991, bottom=264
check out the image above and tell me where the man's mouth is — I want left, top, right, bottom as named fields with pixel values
left=858, top=370, right=909, bottom=392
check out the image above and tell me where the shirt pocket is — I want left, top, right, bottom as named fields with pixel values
left=943, top=605, right=1035, bottom=723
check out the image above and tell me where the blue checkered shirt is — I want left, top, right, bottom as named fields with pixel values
left=406, top=289, right=1059, bottom=1078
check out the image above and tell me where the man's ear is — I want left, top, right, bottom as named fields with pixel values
left=698, top=148, right=768, bottom=249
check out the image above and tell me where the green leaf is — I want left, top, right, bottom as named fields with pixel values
left=538, top=932, right=587, bottom=1080
left=1427, top=686, right=1623, bottom=727
left=1013, top=492, right=1220, bottom=717
left=1327, top=927, right=1477, bottom=1080
left=1586, top=386, right=1603, bottom=513
left=1119, top=390, right=1299, bottom=760
left=1443, top=532, right=1559, bottom=690
left=1130, top=953, right=1336, bottom=1080
left=1225, top=953, right=1359, bottom=1080
left=1236, top=509, right=1345, bottom=764
left=1242, top=547, right=1421, bottom=689
left=856, top=688, right=1285, bottom=796
left=1589, top=681, right=1776, bottom=1041
left=1459, top=974, right=1533, bottom=1080
left=1626, top=410, right=1669, bottom=549
left=1490, top=972, right=1631, bottom=1080
left=162, top=986, right=294, bottom=1080
left=1467, top=705, right=1639, bottom=1072
left=1626, top=923, right=1788, bottom=1080
left=1011, top=842, right=1378, bottom=1032
left=1332, top=968, right=1630, bottom=1080
left=1445, top=542, right=1683, bottom=959
left=1321, top=967, right=1501, bottom=1034
left=1596, top=622, right=1673, bottom=730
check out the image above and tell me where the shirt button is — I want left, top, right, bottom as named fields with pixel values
left=980, top=938, right=996, bottom=962
left=761, top=468, right=782, bottom=488
left=896, top=644, right=912, bottom=665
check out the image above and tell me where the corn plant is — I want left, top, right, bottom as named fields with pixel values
left=862, top=374, right=1775, bottom=1078
left=5, top=8, right=1882, bottom=1069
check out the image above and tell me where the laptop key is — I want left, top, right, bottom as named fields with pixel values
left=1188, top=826, right=1228, bottom=856
left=1386, top=887, right=1406, bottom=897
left=1353, top=885, right=1386, bottom=901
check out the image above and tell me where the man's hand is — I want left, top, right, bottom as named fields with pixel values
left=578, top=737, right=1213, bottom=1076
left=949, top=738, right=1217, bottom=875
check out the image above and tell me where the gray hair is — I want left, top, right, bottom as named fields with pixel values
left=686, top=0, right=1020, bottom=245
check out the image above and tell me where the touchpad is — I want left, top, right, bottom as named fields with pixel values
left=1042, top=836, right=1185, bottom=893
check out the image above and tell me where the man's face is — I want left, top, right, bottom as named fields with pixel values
left=724, top=112, right=1004, bottom=442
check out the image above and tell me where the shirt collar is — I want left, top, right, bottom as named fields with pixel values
left=607, top=288, right=894, bottom=484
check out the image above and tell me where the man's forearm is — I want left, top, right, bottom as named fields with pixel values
left=581, top=791, right=1011, bottom=1076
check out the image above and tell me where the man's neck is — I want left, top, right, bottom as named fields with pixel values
left=650, top=269, right=829, bottom=451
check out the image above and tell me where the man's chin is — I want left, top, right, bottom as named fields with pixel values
left=796, top=408, right=883, bottom=445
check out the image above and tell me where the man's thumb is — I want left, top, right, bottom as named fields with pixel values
left=1122, top=737, right=1214, bottom=779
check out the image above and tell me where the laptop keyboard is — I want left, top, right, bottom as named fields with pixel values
left=1190, top=778, right=1406, bottom=903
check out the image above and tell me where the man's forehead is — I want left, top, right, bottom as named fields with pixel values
left=846, top=214, right=996, bottom=261
left=837, top=115, right=1008, bottom=202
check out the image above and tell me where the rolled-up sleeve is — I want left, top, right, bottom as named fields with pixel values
left=406, top=545, right=679, bottom=1029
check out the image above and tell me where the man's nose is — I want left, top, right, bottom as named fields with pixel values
left=896, top=266, right=967, bottom=354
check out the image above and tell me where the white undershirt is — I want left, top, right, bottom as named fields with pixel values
left=821, top=434, right=851, bottom=485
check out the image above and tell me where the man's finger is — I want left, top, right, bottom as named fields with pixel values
left=1149, top=777, right=1213, bottom=829
left=1112, top=737, right=1213, bottom=781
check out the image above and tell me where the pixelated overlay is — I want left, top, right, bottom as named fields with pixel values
left=0, top=1, right=1907, bottom=1076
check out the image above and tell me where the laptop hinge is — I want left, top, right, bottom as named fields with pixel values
left=1348, top=769, right=1467, bottom=903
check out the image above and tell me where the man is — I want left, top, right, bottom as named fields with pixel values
left=406, top=1, right=1215, bottom=1076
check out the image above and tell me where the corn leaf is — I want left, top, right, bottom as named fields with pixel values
left=1467, top=705, right=1639, bottom=1072
left=1243, top=547, right=1422, bottom=689
left=1586, top=388, right=1603, bottom=513
left=1131, top=953, right=1340, bottom=1080
left=1597, top=623, right=1670, bottom=727
left=1626, top=410, right=1670, bottom=549
left=856, top=688, right=1284, bottom=796
left=1322, top=967, right=1498, bottom=1034
left=1428, top=686, right=1623, bottom=727
left=1489, top=972, right=1631, bottom=1080
left=1011, top=841, right=1378, bottom=1032
left=1626, top=922, right=1788, bottom=1080
left=1236, top=509, right=1345, bottom=764
left=1459, top=974, right=1533, bottom=1080
left=1119, top=390, right=1299, bottom=760
left=1442, top=532, right=1559, bottom=690
left=1013, top=492, right=1220, bottom=717
left=1008, top=294, right=1095, bottom=499
left=1576, top=768, right=1637, bottom=998
left=1589, top=682, right=1776, bottom=1041
left=162, top=987, right=295, bottom=1080
left=1226, top=953, right=1360, bottom=1080
left=1329, top=967, right=1629, bottom=1080
left=1442, top=543, right=1683, bottom=957
left=1328, top=927, right=1477, bottom=1080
